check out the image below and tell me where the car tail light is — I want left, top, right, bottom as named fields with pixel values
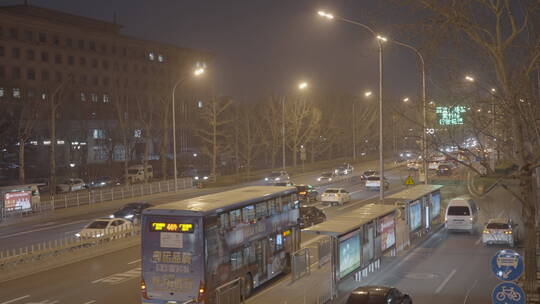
left=197, top=281, right=206, bottom=302
left=504, top=230, right=512, bottom=234
left=299, top=191, right=306, bottom=195
left=141, top=278, right=150, bottom=300
left=483, top=229, right=490, bottom=234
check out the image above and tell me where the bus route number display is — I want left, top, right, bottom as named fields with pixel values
left=150, top=222, right=194, bottom=233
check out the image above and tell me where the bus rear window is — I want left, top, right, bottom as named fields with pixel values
left=447, top=206, right=470, bottom=216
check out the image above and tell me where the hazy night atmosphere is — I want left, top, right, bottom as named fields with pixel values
left=0, top=1, right=539, bottom=304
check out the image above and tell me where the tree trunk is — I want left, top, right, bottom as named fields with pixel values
left=18, top=141, right=26, bottom=184
left=519, top=167, right=537, bottom=293
left=50, top=104, right=56, bottom=194
left=123, top=136, right=129, bottom=181
left=293, top=144, right=298, bottom=167
left=160, top=108, right=170, bottom=180
left=143, top=139, right=149, bottom=183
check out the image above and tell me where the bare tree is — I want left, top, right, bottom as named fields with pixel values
left=237, top=102, right=262, bottom=176
left=401, top=0, right=540, bottom=291
left=196, top=97, right=234, bottom=178
left=260, top=96, right=283, bottom=168
left=285, top=95, right=321, bottom=166
left=136, top=94, right=156, bottom=183
left=16, top=100, right=43, bottom=184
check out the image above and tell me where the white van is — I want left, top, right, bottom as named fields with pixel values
left=445, top=196, right=479, bottom=234
left=125, top=164, right=153, bottom=183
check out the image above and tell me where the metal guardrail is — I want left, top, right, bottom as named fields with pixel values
left=0, top=225, right=140, bottom=272
left=0, top=177, right=193, bottom=222
left=216, top=277, right=245, bottom=304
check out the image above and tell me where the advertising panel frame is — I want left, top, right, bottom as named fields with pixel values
left=337, top=230, right=361, bottom=280
left=409, top=200, right=422, bottom=232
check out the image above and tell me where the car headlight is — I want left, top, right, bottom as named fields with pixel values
left=109, top=214, right=114, bottom=218
left=317, top=177, right=321, bottom=181
left=95, top=233, right=104, bottom=238
left=75, top=233, right=81, bottom=237
left=329, top=178, right=332, bottom=181
left=203, top=176, right=209, bottom=180
left=194, top=176, right=199, bottom=180
left=100, top=182, right=106, bottom=186
left=275, top=177, right=280, bottom=181
left=264, top=178, right=269, bottom=181
left=125, top=214, right=134, bottom=219
left=400, top=153, right=404, bottom=157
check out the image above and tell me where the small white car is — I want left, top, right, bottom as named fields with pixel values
left=482, top=218, right=518, bottom=247
left=76, top=218, right=133, bottom=239
left=365, top=176, right=389, bottom=190
left=321, top=188, right=351, bottom=206
left=56, top=178, right=87, bottom=193
left=264, top=171, right=290, bottom=183
left=317, top=172, right=334, bottom=182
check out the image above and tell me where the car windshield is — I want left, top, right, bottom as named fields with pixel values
left=367, top=176, right=380, bottom=181
left=269, top=172, right=281, bottom=177
left=487, top=222, right=510, bottom=229
left=447, top=206, right=470, bottom=216
left=364, top=171, right=376, bottom=175
left=87, top=221, right=109, bottom=229
left=325, top=189, right=339, bottom=193
left=321, top=173, right=333, bottom=177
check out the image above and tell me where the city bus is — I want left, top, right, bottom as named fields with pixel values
left=140, top=186, right=301, bottom=304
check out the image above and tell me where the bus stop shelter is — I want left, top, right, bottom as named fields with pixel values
left=303, top=203, right=398, bottom=299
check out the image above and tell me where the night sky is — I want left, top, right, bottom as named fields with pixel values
left=6, top=0, right=422, bottom=100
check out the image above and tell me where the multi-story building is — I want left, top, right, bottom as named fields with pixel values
left=0, top=4, right=210, bottom=179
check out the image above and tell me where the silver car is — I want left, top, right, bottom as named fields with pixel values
left=482, top=218, right=518, bottom=247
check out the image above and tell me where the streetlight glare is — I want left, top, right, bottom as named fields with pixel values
left=403, top=97, right=410, bottom=102
left=491, top=88, right=496, bottom=93
left=317, top=10, right=334, bottom=20
left=364, top=91, right=373, bottom=97
left=465, top=75, right=475, bottom=82
left=298, top=82, right=308, bottom=90
left=194, top=68, right=205, bottom=76
left=376, top=35, right=388, bottom=42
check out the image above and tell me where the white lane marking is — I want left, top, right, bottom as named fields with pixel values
left=92, top=267, right=141, bottom=285
left=435, top=269, right=457, bottom=293
left=0, top=295, right=30, bottom=304
left=34, top=221, right=57, bottom=227
left=463, top=279, right=478, bottom=304
left=0, top=220, right=88, bottom=239
left=127, top=259, right=141, bottom=265
left=83, top=301, right=97, bottom=304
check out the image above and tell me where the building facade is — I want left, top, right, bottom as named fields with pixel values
left=0, top=4, right=210, bottom=179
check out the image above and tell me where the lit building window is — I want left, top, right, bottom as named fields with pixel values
left=92, top=129, right=105, bottom=139
left=41, top=92, right=47, bottom=100
left=134, top=129, right=142, bottom=138
left=103, top=94, right=109, bottom=103
left=80, top=92, right=86, bottom=102
left=90, top=93, right=98, bottom=102
left=0, top=87, right=4, bottom=97
left=157, top=54, right=164, bottom=62
left=197, top=100, right=203, bottom=108
left=12, top=88, right=21, bottom=99
left=148, top=52, right=155, bottom=61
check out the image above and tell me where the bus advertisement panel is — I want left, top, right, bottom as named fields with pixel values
left=409, top=201, right=422, bottom=231
left=379, top=214, right=395, bottom=251
left=338, top=231, right=361, bottom=279
left=431, top=192, right=441, bottom=219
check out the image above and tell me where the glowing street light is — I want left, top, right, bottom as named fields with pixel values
left=194, top=68, right=205, bottom=76
left=491, top=88, right=496, bottom=93
left=298, top=82, right=308, bottom=90
left=465, top=75, right=475, bottom=82
left=376, top=35, right=388, bottom=42
left=317, top=10, right=334, bottom=20
left=364, top=91, right=373, bottom=98
left=403, top=97, right=410, bottom=103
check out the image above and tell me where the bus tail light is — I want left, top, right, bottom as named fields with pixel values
left=141, top=278, right=150, bottom=300
left=197, top=281, right=206, bottom=302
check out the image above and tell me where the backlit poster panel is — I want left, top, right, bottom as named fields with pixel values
left=338, top=231, right=361, bottom=279
left=4, top=191, right=32, bottom=211
left=379, top=214, right=395, bottom=251
left=431, top=192, right=441, bottom=219
left=409, top=201, right=421, bottom=231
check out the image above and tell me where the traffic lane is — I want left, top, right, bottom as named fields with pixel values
left=0, top=246, right=141, bottom=304
left=364, top=229, right=500, bottom=304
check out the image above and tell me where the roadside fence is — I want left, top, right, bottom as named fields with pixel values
left=0, top=225, right=140, bottom=283
left=0, top=177, right=193, bottom=222
left=216, top=277, right=245, bottom=304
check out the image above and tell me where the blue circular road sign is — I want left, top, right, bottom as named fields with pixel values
left=492, top=282, right=525, bottom=304
left=491, top=249, right=524, bottom=281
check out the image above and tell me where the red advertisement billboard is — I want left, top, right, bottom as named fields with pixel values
left=4, top=190, right=32, bottom=211
left=379, top=214, right=395, bottom=251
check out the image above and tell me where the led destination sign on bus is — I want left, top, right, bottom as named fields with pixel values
left=150, top=222, right=194, bottom=233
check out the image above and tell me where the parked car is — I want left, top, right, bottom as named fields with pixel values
left=445, top=196, right=479, bottom=234
left=264, top=171, right=290, bottom=183
left=271, top=181, right=295, bottom=187
left=317, top=172, right=334, bottom=182
left=89, top=176, right=121, bottom=188
left=321, top=188, right=351, bottom=206
left=296, top=184, right=318, bottom=202
left=346, top=286, right=412, bottom=304
left=110, top=202, right=153, bottom=222
left=360, top=170, right=378, bottom=181
left=482, top=218, right=518, bottom=247
left=125, top=164, right=153, bottom=183
left=298, top=205, right=326, bottom=229
left=56, top=178, right=87, bottom=193
left=75, top=217, right=133, bottom=239
left=406, top=160, right=421, bottom=171
left=365, top=176, right=389, bottom=190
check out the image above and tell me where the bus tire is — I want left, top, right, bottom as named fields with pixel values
left=243, top=273, right=253, bottom=299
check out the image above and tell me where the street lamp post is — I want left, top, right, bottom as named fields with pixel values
left=390, top=40, right=428, bottom=184
left=319, top=10, right=386, bottom=200
left=171, top=67, right=204, bottom=191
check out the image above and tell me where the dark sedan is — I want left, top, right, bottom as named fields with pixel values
left=346, top=286, right=412, bottom=304
left=298, top=205, right=326, bottom=229
left=296, top=184, right=318, bottom=202
left=110, top=202, right=153, bottom=222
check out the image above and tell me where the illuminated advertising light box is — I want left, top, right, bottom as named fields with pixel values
left=431, top=192, right=441, bottom=219
left=4, top=190, right=32, bottom=211
left=409, top=201, right=422, bottom=231
left=436, top=106, right=467, bottom=125
left=379, top=214, right=396, bottom=251
left=338, top=231, right=361, bottom=279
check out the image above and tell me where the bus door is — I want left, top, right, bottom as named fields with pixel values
left=255, top=239, right=267, bottom=283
